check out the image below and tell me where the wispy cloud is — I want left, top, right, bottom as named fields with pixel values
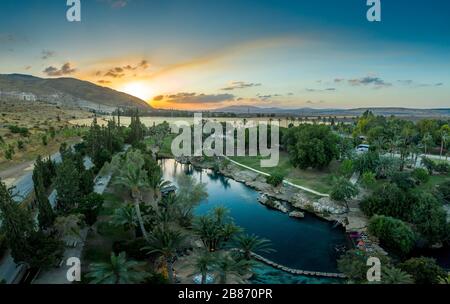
left=154, top=92, right=235, bottom=104
left=43, top=63, right=76, bottom=77
left=221, top=81, right=262, bottom=91
left=41, top=50, right=56, bottom=60
left=397, top=80, right=444, bottom=88
left=305, top=88, right=336, bottom=92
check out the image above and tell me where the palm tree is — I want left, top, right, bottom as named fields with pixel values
left=221, top=222, right=242, bottom=242
left=439, top=125, right=449, bottom=160
left=112, top=150, right=150, bottom=241
left=111, top=204, right=137, bottom=236
left=142, top=226, right=187, bottom=283
left=421, top=133, right=433, bottom=155
left=86, top=252, right=148, bottom=284
left=232, top=234, right=275, bottom=260
left=381, top=267, right=414, bottom=284
left=193, top=215, right=222, bottom=252
left=190, top=250, right=215, bottom=284
left=439, top=274, right=450, bottom=284
left=213, top=253, right=255, bottom=284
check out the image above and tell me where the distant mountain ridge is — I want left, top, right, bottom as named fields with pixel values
left=213, top=105, right=450, bottom=117
left=0, top=74, right=152, bottom=112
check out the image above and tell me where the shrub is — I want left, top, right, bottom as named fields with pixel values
left=330, top=177, right=359, bottom=206
left=399, top=257, right=446, bottom=284
left=354, top=151, right=380, bottom=174
left=266, top=172, right=285, bottom=187
left=361, top=171, right=376, bottom=189
left=368, top=215, right=416, bottom=256
left=421, top=157, right=435, bottom=175
left=435, top=162, right=449, bottom=174
left=360, top=183, right=409, bottom=219
left=339, top=159, right=354, bottom=177
left=436, top=180, right=450, bottom=203
left=337, top=249, right=390, bottom=283
left=8, top=125, right=29, bottom=137
left=390, top=171, right=416, bottom=190
left=412, top=168, right=430, bottom=184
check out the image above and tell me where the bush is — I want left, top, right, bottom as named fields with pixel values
left=412, top=168, right=430, bottom=184
left=330, top=177, right=359, bottom=209
left=421, top=157, right=435, bottom=175
left=390, top=171, right=416, bottom=190
left=339, top=159, right=354, bottom=177
left=266, top=172, right=285, bottom=187
left=399, top=257, right=446, bottom=284
left=435, top=162, right=450, bottom=174
left=368, top=215, right=416, bottom=256
left=436, top=180, right=450, bottom=203
left=337, top=249, right=390, bottom=283
left=360, top=183, right=409, bottom=219
left=8, top=125, right=29, bottom=137
left=354, top=151, right=380, bottom=174
left=361, top=171, right=376, bottom=189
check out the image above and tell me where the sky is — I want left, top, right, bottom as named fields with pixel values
left=0, top=0, right=449, bottom=110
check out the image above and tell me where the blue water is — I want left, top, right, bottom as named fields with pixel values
left=160, top=159, right=347, bottom=274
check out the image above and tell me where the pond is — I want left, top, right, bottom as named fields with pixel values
left=160, top=159, right=347, bottom=277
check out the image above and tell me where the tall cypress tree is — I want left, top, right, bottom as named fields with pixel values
left=35, top=173, right=55, bottom=230
left=0, top=180, right=35, bottom=263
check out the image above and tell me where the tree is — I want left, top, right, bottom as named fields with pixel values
left=399, top=257, right=446, bottom=284
left=213, top=252, right=254, bottom=284
left=54, top=158, right=80, bottom=212
left=439, top=124, right=449, bottom=159
left=330, top=177, right=359, bottom=209
left=408, top=191, right=447, bottom=244
left=232, top=234, right=274, bottom=260
left=142, top=226, right=187, bottom=283
left=420, top=133, right=433, bottom=155
left=381, top=267, right=414, bottom=284
left=361, top=171, right=376, bottom=189
left=77, top=193, right=103, bottom=226
left=86, top=252, right=148, bottom=284
left=111, top=150, right=150, bottom=241
left=0, top=181, right=36, bottom=263
left=360, top=183, right=409, bottom=219
left=368, top=215, right=416, bottom=256
left=35, top=173, right=55, bottom=230
left=283, top=124, right=339, bottom=169
left=337, top=249, right=389, bottom=284
left=421, top=157, right=435, bottom=175
left=266, top=172, right=284, bottom=187
left=190, top=250, right=215, bottom=284
left=111, top=204, right=137, bottom=236
left=354, top=151, right=380, bottom=174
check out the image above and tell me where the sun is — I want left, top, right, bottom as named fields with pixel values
left=119, top=81, right=155, bottom=101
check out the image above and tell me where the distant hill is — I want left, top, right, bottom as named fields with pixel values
left=213, top=105, right=450, bottom=118
left=0, top=74, right=152, bottom=112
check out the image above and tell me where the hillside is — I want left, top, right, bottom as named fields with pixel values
left=0, top=74, right=152, bottom=112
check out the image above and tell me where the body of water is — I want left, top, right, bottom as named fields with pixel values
left=160, top=159, right=347, bottom=274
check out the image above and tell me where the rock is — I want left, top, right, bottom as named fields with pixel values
left=289, top=211, right=305, bottom=219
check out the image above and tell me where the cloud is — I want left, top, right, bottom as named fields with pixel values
left=43, top=63, right=76, bottom=76
left=101, top=60, right=149, bottom=78
left=221, top=81, right=262, bottom=91
left=305, top=88, right=336, bottom=92
left=155, top=92, right=235, bottom=104
left=24, top=66, right=32, bottom=70
left=41, top=50, right=56, bottom=60
left=99, top=0, right=131, bottom=9
left=98, top=80, right=112, bottom=84
left=397, top=80, right=444, bottom=88
left=348, top=76, right=391, bottom=87
left=306, top=100, right=326, bottom=105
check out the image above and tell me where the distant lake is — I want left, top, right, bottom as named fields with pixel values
left=160, top=159, right=347, bottom=273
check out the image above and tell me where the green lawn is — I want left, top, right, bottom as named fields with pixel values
left=144, top=134, right=176, bottom=157
left=230, top=152, right=340, bottom=194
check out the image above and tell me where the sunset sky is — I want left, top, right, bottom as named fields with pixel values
left=0, top=0, right=449, bottom=110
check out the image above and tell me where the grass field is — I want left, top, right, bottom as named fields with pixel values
left=230, top=152, right=340, bottom=194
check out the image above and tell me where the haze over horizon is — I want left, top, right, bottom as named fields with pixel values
left=1, top=0, right=449, bottom=111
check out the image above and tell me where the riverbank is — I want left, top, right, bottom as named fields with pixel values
left=181, top=156, right=348, bottom=225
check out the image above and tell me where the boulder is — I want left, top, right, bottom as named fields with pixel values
left=289, top=211, right=305, bottom=219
